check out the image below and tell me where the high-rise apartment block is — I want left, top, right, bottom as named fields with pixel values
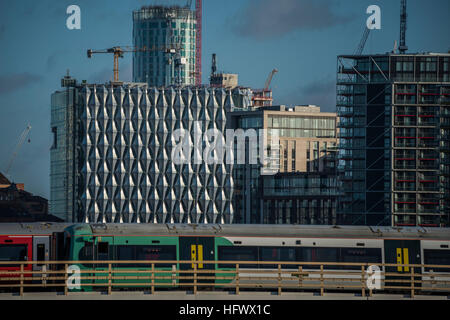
left=231, top=105, right=338, bottom=224
left=337, top=52, right=450, bottom=227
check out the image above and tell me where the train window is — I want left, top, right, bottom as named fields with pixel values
left=95, top=242, right=111, bottom=268
left=116, top=245, right=176, bottom=268
left=0, top=244, right=27, bottom=267
left=37, top=244, right=45, bottom=266
left=79, top=242, right=94, bottom=268
left=218, top=246, right=258, bottom=268
left=424, top=249, right=450, bottom=272
left=97, top=242, right=109, bottom=259
left=340, top=248, right=382, bottom=270
left=136, top=246, right=176, bottom=268
left=116, top=246, right=134, bottom=267
left=297, top=247, right=339, bottom=269
left=259, top=247, right=297, bottom=269
left=63, top=233, right=71, bottom=261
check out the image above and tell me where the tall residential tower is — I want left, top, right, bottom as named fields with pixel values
left=337, top=52, right=450, bottom=227
left=132, top=6, right=197, bottom=87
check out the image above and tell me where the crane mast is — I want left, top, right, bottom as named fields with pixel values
left=399, top=0, right=408, bottom=54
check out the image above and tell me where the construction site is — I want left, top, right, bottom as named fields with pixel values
left=44, top=0, right=450, bottom=227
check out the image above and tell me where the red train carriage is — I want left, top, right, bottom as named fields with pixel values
left=0, top=223, right=70, bottom=281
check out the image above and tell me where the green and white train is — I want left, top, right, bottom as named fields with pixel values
left=62, top=223, right=450, bottom=290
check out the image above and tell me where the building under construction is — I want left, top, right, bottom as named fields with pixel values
left=132, top=3, right=202, bottom=87
left=337, top=52, right=450, bottom=227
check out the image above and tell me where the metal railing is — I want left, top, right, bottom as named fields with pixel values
left=1, top=260, right=450, bottom=297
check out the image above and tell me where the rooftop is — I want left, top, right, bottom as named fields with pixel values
left=339, top=51, right=450, bottom=59
left=0, top=172, right=10, bottom=185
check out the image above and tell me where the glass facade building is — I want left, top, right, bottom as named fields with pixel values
left=50, top=76, right=253, bottom=223
left=50, top=75, right=78, bottom=222
left=231, top=105, right=338, bottom=224
left=133, top=6, right=196, bottom=87
left=337, top=53, right=450, bottom=227
left=262, top=173, right=338, bottom=224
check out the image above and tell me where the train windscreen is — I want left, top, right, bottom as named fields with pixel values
left=0, top=244, right=27, bottom=267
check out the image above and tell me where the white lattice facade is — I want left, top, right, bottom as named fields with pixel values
left=74, top=84, right=250, bottom=223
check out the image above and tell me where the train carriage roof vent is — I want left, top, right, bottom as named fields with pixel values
left=212, top=224, right=222, bottom=234
left=369, top=226, right=383, bottom=237
left=166, top=224, right=178, bottom=233
left=91, top=224, right=107, bottom=230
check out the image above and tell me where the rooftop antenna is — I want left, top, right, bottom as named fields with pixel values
left=399, top=0, right=408, bottom=54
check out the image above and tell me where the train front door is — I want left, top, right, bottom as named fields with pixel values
left=384, top=240, right=421, bottom=288
left=32, top=236, right=50, bottom=280
left=94, top=236, right=114, bottom=287
left=179, top=237, right=215, bottom=285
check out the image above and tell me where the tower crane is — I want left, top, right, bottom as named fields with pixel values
left=399, top=0, right=408, bottom=54
left=264, top=69, right=278, bottom=91
left=252, top=69, right=278, bottom=108
left=4, top=124, right=31, bottom=177
left=87, top=45, right=181, bottom=83
left=87, top=46, right=143, bottom=82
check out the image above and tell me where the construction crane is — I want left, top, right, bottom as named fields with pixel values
left=355, top=27, right=371, bottom=55
left=264, top=69, right=278, bottom=91
left=87, top=45, right=180, bottom=83
left=87, top=46, right=156, bottom=82
left=252, top=69, right=278, bottom=108
left=5, top=124, right=31, bottom=177
left=399, top=0, right=408, bottom=54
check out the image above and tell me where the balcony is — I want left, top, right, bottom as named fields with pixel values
left=418, top=118, right=438, bottom=126
left=394, top=207, right=416, bottom=214
left=395, top=175, right=415, bottom=182
left=417, top=216, right=441, bottom=227
left=394, top=164, right=416, bottom=170
left=418, top=161, right=438, bottom=170
left=440, top=132, right=450, bottom=141
left=418, top=139, right=438, bottom=148
left=418, top=196, right=439, bottom=205
left=394, top=183, right=416, bottom=191
left=418, top=185, right=440, bottom=192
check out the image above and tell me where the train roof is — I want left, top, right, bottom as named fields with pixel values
left=68, top=224, right=450, bottom=240
left=0, top=223, right=72, bottom=235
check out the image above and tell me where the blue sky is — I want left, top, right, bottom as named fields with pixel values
left=0, top=0, right=448, bottom=198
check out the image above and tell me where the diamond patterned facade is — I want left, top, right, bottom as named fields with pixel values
left=73, top=83, right=252, bottom=223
